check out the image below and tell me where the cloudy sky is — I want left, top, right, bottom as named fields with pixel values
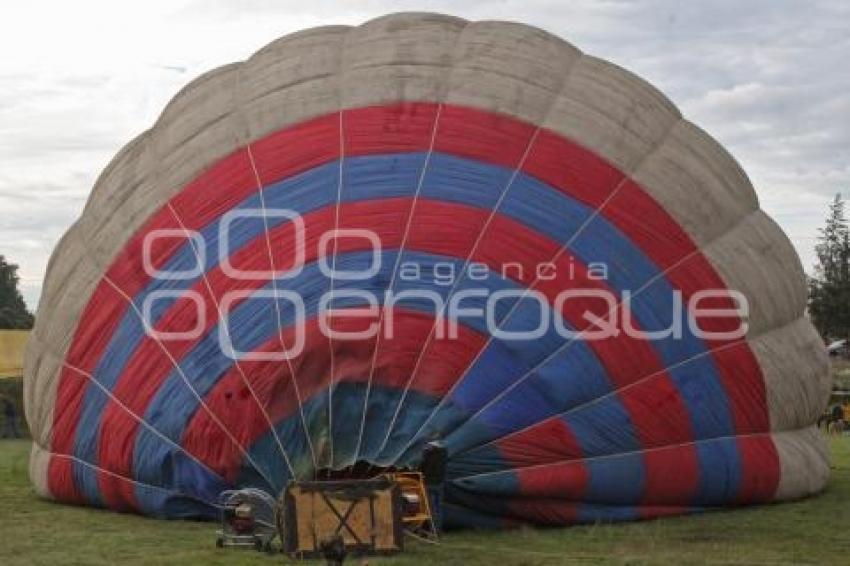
left=1, top=0, right=847, bottom=310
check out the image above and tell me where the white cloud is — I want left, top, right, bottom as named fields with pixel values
left=0, top=0, right=848, bottom=309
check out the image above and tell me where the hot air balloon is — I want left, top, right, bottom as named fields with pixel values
left=24, top=12, right=830, bottom=527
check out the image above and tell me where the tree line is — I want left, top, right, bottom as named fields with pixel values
left=0, top=255, right=33, bottom=330
left=809, top=194, right=850, bottom=343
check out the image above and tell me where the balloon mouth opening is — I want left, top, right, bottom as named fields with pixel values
left=314, top=460, right=408, bottom=481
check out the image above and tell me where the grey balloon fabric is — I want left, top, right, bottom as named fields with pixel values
left=24, top=13, right=829, bottom=526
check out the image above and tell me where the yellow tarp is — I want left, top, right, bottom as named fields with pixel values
left=0, top=330, right=29, bottom=379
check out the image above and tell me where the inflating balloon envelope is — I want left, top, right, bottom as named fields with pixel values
left=24, top=12, right=830, bottom=527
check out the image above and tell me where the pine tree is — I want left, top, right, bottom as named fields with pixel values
left=0, top=255, right=34, bottom=329
left=809, top=194, right=850, bottom=341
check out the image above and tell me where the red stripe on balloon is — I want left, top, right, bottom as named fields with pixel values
left=47, top=456, right=84, bottom=505
left=503, top=417, right=584, bottom=466
left=736, top=435, right=780, bottom=503
left=620, top=378, right=694, bottom=455
left=641, top=444, right=700, bottom=505
left=505, top=499, right=582, bottom=526
left=516, top=460, right=591, bottom=499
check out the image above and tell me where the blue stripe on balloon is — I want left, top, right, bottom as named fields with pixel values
left=134, top=474, right=223, bottom=519
left=563, top=395, right=642, bottom=457
left=71, top=458, right=103, bottom=509
left=443, top=339, right=615, bottom=455
left=583, top=451, right=645, bottom=504
left=694, top=436, right=742, bottom=505
left=576, top=503, right=640, bottom=523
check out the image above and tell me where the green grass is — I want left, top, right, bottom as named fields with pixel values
left=2, top=438, right=850, bottom=565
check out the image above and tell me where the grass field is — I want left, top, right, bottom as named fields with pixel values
left=2, top=438, right=850, bottom=565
